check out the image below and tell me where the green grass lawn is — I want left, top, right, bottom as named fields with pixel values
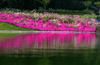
left=0, top=22, right=37, bottom=31
left=60, top=14, right=99, bottom=19
left=79, top=15, right=99, bottom=19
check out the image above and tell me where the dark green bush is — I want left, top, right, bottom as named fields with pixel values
left=36, top=10, right=94, bottom=14
left=0, top=0, right=86, bottom=10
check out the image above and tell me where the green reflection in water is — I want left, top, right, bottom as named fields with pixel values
left=0, top=33, right=99, bottom=65
left=0, top=33, right=24, bottom=39
left=37, top=57, right=52, bottom=65
left=0, top=50, right=100, bottom=65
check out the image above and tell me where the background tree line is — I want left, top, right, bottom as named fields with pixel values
left=0, top=0, right=100, bottom=10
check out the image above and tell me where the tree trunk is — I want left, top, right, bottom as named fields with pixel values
left=87, top=7, right=88, bottom=14
left=99, top=9, right=100, bottom=20
left=44, top=4, right=46, bottom=10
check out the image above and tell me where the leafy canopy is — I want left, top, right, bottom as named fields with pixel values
left=94, top=1, right=100, bottom=9
left=94, top=1, right=100, bottom=5
left=83, top=1, right=92, bottom=7
left=37, top=0, right=50, bottom=6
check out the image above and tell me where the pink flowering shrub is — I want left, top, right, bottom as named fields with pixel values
left=0, top=12, right=98, bottom=32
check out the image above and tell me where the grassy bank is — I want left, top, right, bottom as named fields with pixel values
left=0, top=22, right=37, bottom=31
left=59, top=14, right=99, bottom=19
left=79, top=15, right=99, bottom=19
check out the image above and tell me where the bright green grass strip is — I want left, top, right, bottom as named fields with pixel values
left=60, top=14, right=99, bottom=19
left=79, top=15, right=98, bottom=19
left=0, top=22, right=38, bottom=31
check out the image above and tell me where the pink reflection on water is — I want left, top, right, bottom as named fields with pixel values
left=0, top=33, right=96, bottom=49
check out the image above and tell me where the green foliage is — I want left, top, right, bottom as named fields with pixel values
left=36, top=0, right=51, bottom=10
left=94, top=1, right=100, bottom=5
left=36, top=10, right=94, bottom=15
left=82, top=1, right=92, bottom=14
left=0, top=0, right=86, bottom=10
left=83, top=1, right=92, bottom=7
left=37, top=0, right=50, bottom=6
left=94, top=1, right=100, bottom=9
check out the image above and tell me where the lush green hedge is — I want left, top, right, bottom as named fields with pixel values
left=0, top=8, right=95, bottom=15
left=36, top=10, right=94, bottom=15
left=0, top=0, right=86, bottom=10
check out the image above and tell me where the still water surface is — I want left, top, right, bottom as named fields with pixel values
left=0, top=33, right=100, bottom=65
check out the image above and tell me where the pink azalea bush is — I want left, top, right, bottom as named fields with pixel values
left=0, top=12, right=98, bottom=32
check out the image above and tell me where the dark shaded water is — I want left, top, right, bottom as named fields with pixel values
left=0, top=33, right=100, bottom=65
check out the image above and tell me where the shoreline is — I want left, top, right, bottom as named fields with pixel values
left=0, top=31, right=96, bottom=33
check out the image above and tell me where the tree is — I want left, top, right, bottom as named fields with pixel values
left=83, top=1, right=92, bottom=14
left=36, top=0, right=51, bottom=10
left=94, top=1, right=100, bottom=9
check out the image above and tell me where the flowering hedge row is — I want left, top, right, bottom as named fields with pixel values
left=0, top=12, right=98, bottom=32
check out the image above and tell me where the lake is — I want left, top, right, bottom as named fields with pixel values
left=0, top=33, right=100, bottom=65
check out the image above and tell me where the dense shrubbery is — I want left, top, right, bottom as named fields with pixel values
left=36, top=9, right=94, bottom=14
left=0, top=8, right=95, bottom=15
left=0, top=0, right=87, bottom=10
left=1, top=0, right=99, bottom=15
